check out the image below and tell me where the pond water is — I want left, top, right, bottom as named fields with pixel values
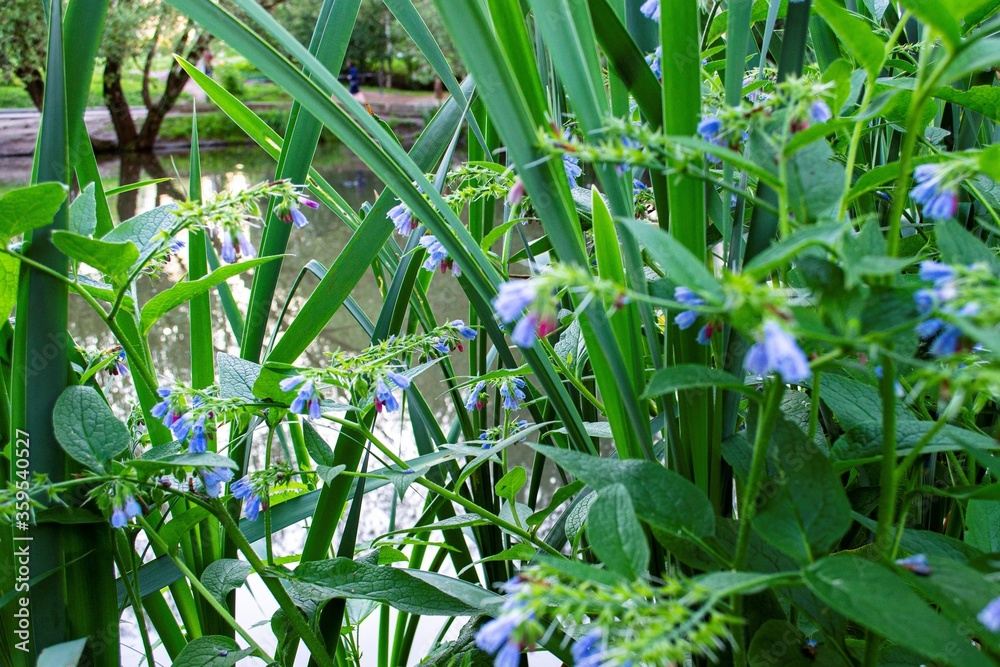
left=0, top=145, right=559, bottom=665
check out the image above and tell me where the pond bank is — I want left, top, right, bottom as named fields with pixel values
left=0, top=89, right=442, bottom=158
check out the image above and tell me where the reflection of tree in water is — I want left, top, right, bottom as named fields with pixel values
left=115, top=151, right=187, bottom=220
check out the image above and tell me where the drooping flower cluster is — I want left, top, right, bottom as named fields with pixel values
left=280, top=376, right=324, bottom=419
left=913, top=260, right=980, bottom=357
left=499, top=378, right=527, bottom=411
left=745, top=320, right=811, bottom=383
left=419, top=235, right=461, bottom=276
left=493, top=279, right=556, bottom=348
left=465, top=380, right=488, bottom=412
left=198, top=467, right=235, bottom=498
left=231, top=476, right=265, bottom=521
left=151, top=388, right=203, bottom=447
left=639, top=0, right=659, bottom=21
left=911, top=164, right=959, bottom=221
left=673, top=286, right=716, bottom=345
left=476, top=578, right=534, bottom=667
left=276, top=193, right=319, bottom=228
left=478, top=419, right=532, bottom=448
left=110, top=493, right=143, bottom=529
left=168, top=180, right=310, bottom=265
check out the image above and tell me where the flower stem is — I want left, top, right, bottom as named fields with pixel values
left=136, top=515, right=273, bottom=662
left=733, top=379, right=785, bottom=568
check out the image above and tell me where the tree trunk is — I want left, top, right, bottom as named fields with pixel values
left=103, top=57, right=138, bottom=151
left=137, top=33, right=212, bottom=151
left=15, top=66, right=45, bottom=111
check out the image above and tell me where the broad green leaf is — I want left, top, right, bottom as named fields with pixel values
left=68, top=183, right=97, bottom=237
left=0, top=253, right=19, bottom=320
left=803, top=554, right=991, bottom=666
left=587, top=483, right=649, bottom=579
left=749, top=621, right=844, bottom=666
left=897, top=554, right=1000, bottom=649
left=941, top=37, right=1000, bottom=83
left=52, top=231, right=139, bottom=283
left=102, top=203, right=178, bottom=268
left=931, top=85, right=1000, bottom=124
left=495, top=466, right=527, bottom=500
left=935, top=220, right=999, bottom=270
left=820, top=373, right=914, bottom=431
left=643, top=365, right=757, bottom=401
left=316, top=464, right=346, bottom=486
left=619, top=218, right=721, bottom=299
left=753, top=417, right=851, bottom=562
left=170, top=636, right=256, bottom=667
left=289, top=558, right=481, bottom=616
left=900, top=0, right=962, bottom=48
left=53, top=386, right=129, bottom=473
left=36, top=638, right=89, bottom=667
left=813, top=0, right=885, bottom=75
left=0, top=183, right=67, bottom=242
left=965, top=499, right=1000, bottom=552
left=217, top=353, right=262, bottom=402
left=832, top=419, right=999, bottom=466
left=200, top=559, right=252, bottom=604
left=303, top=421, right=335, bottom=467
left=530, top=444, right=715, bottom=537
left=743, top=224, right=845, bottom=277
left=140, top=257, right=278, bottom=334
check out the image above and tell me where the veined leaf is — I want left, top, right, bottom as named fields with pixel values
left=0, top=183, right=67, bottom=242
left=587, top=483, right=649, bottom=579
left=53, top=386, right=129, bottom=474
left=52, top=231, right=139, bottom=283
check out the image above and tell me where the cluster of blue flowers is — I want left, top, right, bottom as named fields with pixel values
left=374, top=372, right=411, bottom=413
left=388, top=201, right=417, bottom=236
left=493, top=279, right=557, bottom=348
left=673, top=287, right=716, bottom=345
left=914, top=261, right=977, bottom=357
left=280, top=376, right=324, bottom=419
left=151, top=389, right=210, bottom=452
left=465, top=380, right=488, bottom=412
left=475, top=579, right=532, bottom=667
left=639, top=0, right=659, bottom=21
left=110, top=495, right=142, bottom=529
left=911, top=165, right=958, bottom=221
left=198, top=466, right=235, bottom=498
left=219, top=227, right=256, bottom=264
left=499, top=378, right=527, bottom=411
left=276, top=195, right=318, bottom=229
left=419, top=235, right=460, bottom=276
left=107, top=349, right=129, bottom=377
left=745, top=320, right=811, bottom=384
left=231, top=476, right=264, bottom=521
left=697, top=116, right=728, bottom=166
left=647, top=46, right=662, bottom=80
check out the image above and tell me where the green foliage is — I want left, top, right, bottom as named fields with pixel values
left=4, top=0, right=1000, bottom=666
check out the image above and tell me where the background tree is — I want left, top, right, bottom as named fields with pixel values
left=0, top=0, right=287, bottom=152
